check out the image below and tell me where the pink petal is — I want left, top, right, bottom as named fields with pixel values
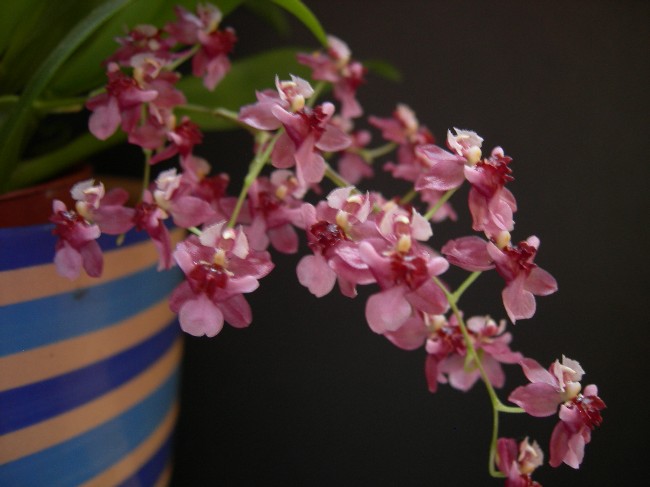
left=365, top=285, right=411, bottom=333
left=384, top=315, right=427, bottom=350
left=296, top=254, right=336, bottom=297
left=525, top=267, right=558, bottom=296
left=179, top=294, right=224, bottom=337
left=441, top=236, right=494, bottom=271
left=88, top=97, right=120, bottom=140
left=502, top=275, right=536, bottom=323
left=54, top=243, right=82, bottom=280
left=316, top=124, right=351, bottom=152
left=509, top=382, right=563, bottom=416
left=268, top=224, right=298, bottom=254
left=220, top=294, right=252, bottom=328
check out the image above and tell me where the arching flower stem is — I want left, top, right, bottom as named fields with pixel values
left=227, top=130, right=281, bottom=228
left=324, top=162, right=353, bottom=189
left=357, top=141, right=397, bottom=163
left=433, top=274, right=524, bottom=478
left=423, top=187, right=458, bottom=220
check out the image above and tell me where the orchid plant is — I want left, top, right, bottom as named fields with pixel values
left=42, top=2, right=604, bottom=485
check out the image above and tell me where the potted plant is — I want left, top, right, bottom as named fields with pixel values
left=0, top=1, right=606, bottom=486
left=0, top=1, right=324, bottom=485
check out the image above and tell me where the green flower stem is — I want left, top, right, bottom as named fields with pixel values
left=177, top=104, right=254, bottom=132
left=423, top=187, right=458, bottom=221
left=307, top=81, right=326, bottom=107
left=357, top=142, right=397, bottom=163
left=227, top=130, right=280, bottom=228
left=324, top=163, right=353, bottom=189
left=167, top=44, right=200, bottom=72
left=452, top=271, right=481, bottom=302
left=432, top=274, right=523, bottom=478
left=400, top=188, right=417, bottom=205
left=188, top=226, right=202, bottom=237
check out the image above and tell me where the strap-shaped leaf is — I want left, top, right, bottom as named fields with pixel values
left=270, top=0, right=327, bottom=47
left=0, top=0, right=133, bottom=193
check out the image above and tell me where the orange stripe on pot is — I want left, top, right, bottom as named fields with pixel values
left=154, top=463, right=173, bottom=487
left=0, top=227, right=185, bottom=307
left=0, top=338, right=182, bottom=464
left=0, top=300, right=176, bottom=392
left=79, top=401, right=179, bottom=487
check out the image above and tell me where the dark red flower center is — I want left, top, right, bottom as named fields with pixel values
left=308, top=220, right=347, bottom=254
left=51, top=210, right=86, bottom=238
left=390, top=253, right=429, bottom=289
left=572, top=393, right=606, bottom=429
left=503, top=242, right=538, bottom=273
left=256, top=191, right=280, bottom=215
left=187, top=261, right=229, bottom=297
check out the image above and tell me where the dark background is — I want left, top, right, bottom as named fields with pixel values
left=170, top=1, right=649, bottom=485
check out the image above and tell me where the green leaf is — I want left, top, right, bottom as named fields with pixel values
left=244, top=0, right=292, bottom=38
left=176, top=47, right=310, bottom=131
left=270, top=0, right=327, bottom=47
left=0, top=1, right=105, bottom=95
left=364, top=58, right=403, bottom=82
left=0, top=0, right=134, bottom=193
left=0, top=0, right=41, bottom=61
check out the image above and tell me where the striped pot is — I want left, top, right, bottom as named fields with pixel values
left=0, top=222, right=184, bottom=486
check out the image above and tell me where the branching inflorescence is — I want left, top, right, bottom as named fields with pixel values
left=49, top=4, right=605, bottom=485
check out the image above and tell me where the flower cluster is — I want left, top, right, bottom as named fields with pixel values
left=49, top=4, right=604, bottom=485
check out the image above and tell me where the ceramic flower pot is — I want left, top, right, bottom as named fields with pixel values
left=0, top=201, right=184, bottom=485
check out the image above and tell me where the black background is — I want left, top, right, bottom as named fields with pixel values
left=170, top=1, right=649, bottom=485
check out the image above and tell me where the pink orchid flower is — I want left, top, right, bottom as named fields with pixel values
left=487, top=236, right=558, bottom=323
left=50, top=200, right=103, bottom=279
left=297, top=35, right=367, bottom=119
left=86, top=63, right=158, bottom=140
left=509, top=356, right=605, bottom=469
left=170, top=222, right=273, bottom=337
left=496, top=437, right=544, bottom=487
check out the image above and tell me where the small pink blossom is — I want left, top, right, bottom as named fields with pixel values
left=465, top=147, right=517, bottom=239
left=50, top=200, right=103, bottom=279
left=240, top=76, right=350, bottom=185
left=359, top=205, right=449, bottom=334
left=296, top=199, right=374, bottom=298
left=70, top=179, right=135, bottom=235
left=297, top=35, right=367, bottom=118
left=370, top=104, right=435, bottom=182
left=549, top=384, right=606, bottom=469
left=245, top=170, right=305, bottom=253
left=170, top=222, right=273, bottom=336
left=133, top=192, right=173, bottom=270
left=165, top=3, right=236, bottom=90
left=425, top=314, right=522, bottom=393
left=86, top=63, right=158, bottom=140
left=106, top=24, right=173, bottom=65
left=509, top=356, right=605, bottom=469
left=487, top=236, right=558, bottom=323
left=496, top=437, right=544, bottom=487
left=153, top=169, right=215, bottom=228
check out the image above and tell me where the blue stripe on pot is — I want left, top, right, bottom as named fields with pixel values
left=1, top=264, right=182, bottom=356
left=117, top=433, right=173, bottom=487
left=0, top=222, right=184, bottom=486
left=0, top=320, right=178, bottom=435
left=0, top=222, right=159, bottom=272
left=0, top=371, right=179, bottom=486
